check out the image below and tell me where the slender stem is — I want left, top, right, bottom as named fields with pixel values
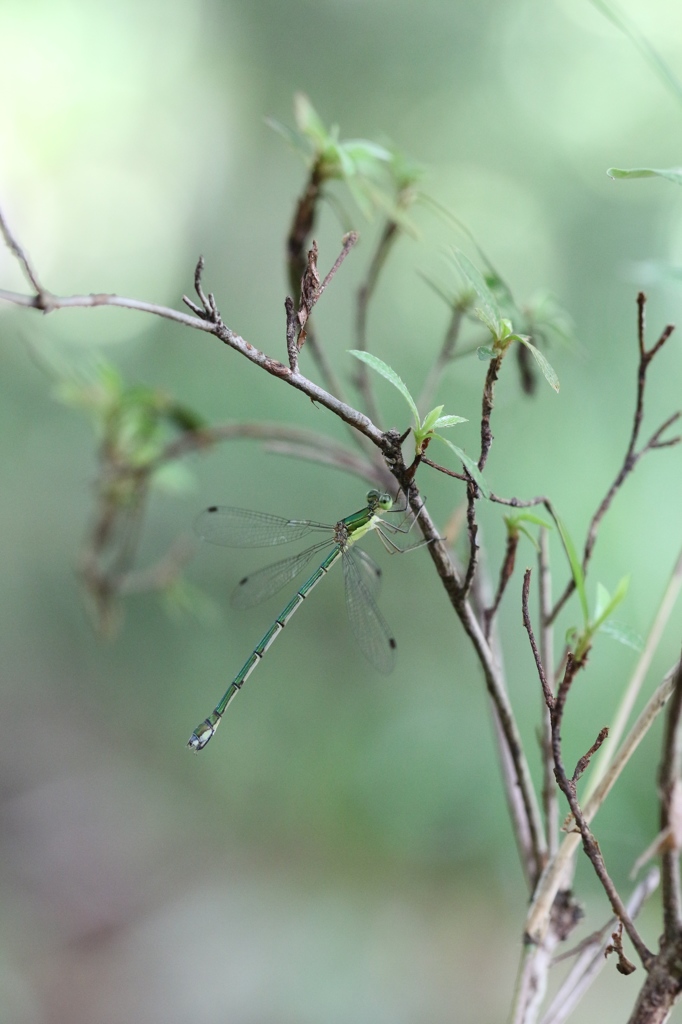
left=483, top=531, right=519, bottom=639
left=538, top=531, right=558, bottom=857
left=526, top=665, right=678, bottom=946
left=549, top=295, right=679, bottom=624
left=659, top=654, right=682, bottom=940
left=0, top=205, right=46, bottom=295
left=540, top=868, right=660, bottom=1024
left=548, top=657, right=654, bottom=969
left=394, top=481, right=547, bottom=882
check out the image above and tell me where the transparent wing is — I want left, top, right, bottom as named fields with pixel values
left=195, top=506, right=333, bottom=547
left=232, top=540, right=334, bottom=608
left=352, top=547, right=383, bottom=602
left=343, top=547, right=396, bottom=675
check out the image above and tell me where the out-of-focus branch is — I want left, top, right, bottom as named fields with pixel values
left=583, top=544, right=682, bottom=806
left=417, top=302, right=466, bottom=414
left=354, top=219, right=400, bottom=426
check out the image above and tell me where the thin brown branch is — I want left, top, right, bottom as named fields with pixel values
left=538, top=530, right=559, bottom=858
left=317, top=230, right=358, bottom=302
left=470, top=545, right=540, bottom=890
left=659, top=653, right=682, bottom=940
left=420, top=455, right=468, bottom=483
left=284, top=163, right=351, bottom=402
left=483, top=530, right=519, bottom=639
left=549, top=294, right=678, bottom=624
left=522, top=569, right=554, bottom=712
left=384, top=454, right=547, bottom=884
left=0, top=279, right=388, bottom=446
left=550, top=657, right=654, bottom=970
left=0, top=205, right=46, bottom=297
left=285, top=295, right=299, bottom=372
left=479, top=354, right=503, bottom=473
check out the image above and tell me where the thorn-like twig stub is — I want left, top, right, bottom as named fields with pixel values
left=285, top=295, right=299, bottom=373
left=573, top=727, right=609, bottom=783
left=181, top=255, right=222, bottom=324
left=605, top=923, right=637, bottom=975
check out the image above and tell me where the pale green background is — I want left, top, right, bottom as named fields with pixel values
left=2, top=1, right=682, bottom=1021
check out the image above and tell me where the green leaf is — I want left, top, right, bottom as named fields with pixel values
left=347, top=350, right=420, bottom=425
left=264, top=116, right=311, bottom=161
left=449, top=248, right=501, bottom=337
left=554, top=515, right=588, bottom=626
left=515, top=337, right=560, bottom=393
left=591, top=576, right=630, bottom=632
left=435, top=435, right=490, bottom=498
left=599, top=619, right=644, bottom=652
left=607, top=166, right=682, bottom=185
left=594, top=581, right=611, bottom=622
left=293, top=93, right=329, bottom=147
left=420, top=405, right=445, bottom=435
left=477, top=346, right=496, bottom=361
left=432, top=414, right=467, bottom=429
left=515, top=523, right=541, bottom=551
left=505, top=511, right=553, bottom=531
left=341, top=139, right=393, bottom=170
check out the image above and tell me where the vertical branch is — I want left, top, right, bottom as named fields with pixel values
left=479, top=354, right=503, bottom=473
left=538, top=531, right=559, bottom=857
left=659, top=653, right=682, bottom=940
left=461, top=353, right=504, bottom=599
left=355, top=219, right=400, bottom=426
left=549, top=657, right=654, bottom=971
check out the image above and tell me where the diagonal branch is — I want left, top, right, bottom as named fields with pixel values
left=546, top=655, right=654, bottom=970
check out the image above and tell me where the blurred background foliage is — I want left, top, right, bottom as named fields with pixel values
left=2, top=0, right=682, bottom=1021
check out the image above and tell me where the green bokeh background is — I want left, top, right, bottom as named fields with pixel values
left=2, top=1, right=682, bottom=1021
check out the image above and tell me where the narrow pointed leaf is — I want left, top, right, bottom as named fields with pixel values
left=420, top=405, right=445, bottom=435
left=436, top=435, right=490, bottom=498
left=554, top=514, right=588, bottom=625
left=607, top=166, right=682, bottom=186
left=294, top=93, right=329, bottom=146
left=449, top=248, right=501, bottom=337
left=516, top=337, right=560, bottom=392
left=433, top=414, right=467, bottom=428
left=348, top=350, right=420, bottom=424
left=592, top=575, right=630, bottom=632
left=599, top=619, right=644, bottom=652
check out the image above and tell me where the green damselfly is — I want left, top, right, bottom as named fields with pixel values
left=188, top=489, right=404, bottom=751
